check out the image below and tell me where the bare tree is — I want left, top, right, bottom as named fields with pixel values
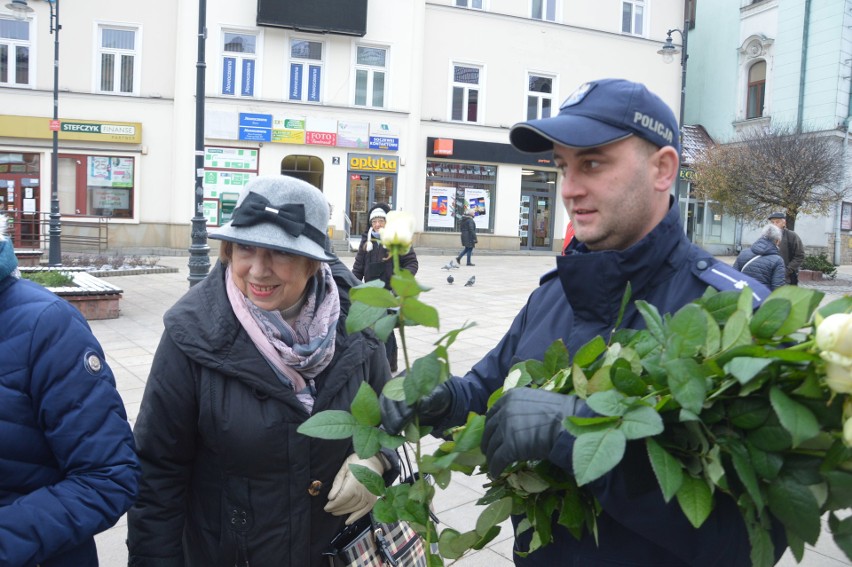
left=692, top=124, right=848, bottom=230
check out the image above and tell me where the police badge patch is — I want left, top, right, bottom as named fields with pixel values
left=559, top=82, right=595, bottom=110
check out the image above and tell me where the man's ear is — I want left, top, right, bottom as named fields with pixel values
left=651, top=146, right=680, bottom=193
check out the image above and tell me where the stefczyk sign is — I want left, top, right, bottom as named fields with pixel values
left=61, top=122, right=137, bottom=136
left=0, top=116, right=143, bottom=144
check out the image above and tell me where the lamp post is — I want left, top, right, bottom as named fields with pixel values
left=187, top=0, right=210, bottom=286
left=6, top=0, right=61, bottom=265
left=657, top=26, right=688, bottom=206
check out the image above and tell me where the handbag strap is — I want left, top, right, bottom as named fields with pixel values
left=741, top=254, right=761, bottom=272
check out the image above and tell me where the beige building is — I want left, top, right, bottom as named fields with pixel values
left=0, top=0, right=685, bottom=256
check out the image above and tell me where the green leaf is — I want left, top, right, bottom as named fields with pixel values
left=667, top=304, right=710, bottom=359
left=676, top=475, right=713, bottom=528
left=350, top=382, right=381, bottom=427
left=723, top=357, right=774, bottom=385
left=296, top=410, right=357, bottom=439
left=352, top=425, right=382, bottom=458
left=371, top=497, right=399, bottom=523
left=635, top=300, right=666, bottom=344
left=382, top=376, right=406, bottom=401
left=746, top=521, right=777, bottom=567
left=817, top=296, right=852, bottom=320
left=620, top=405, right=663, bottom=440
left=372, top=313, right=397, bottom=342
left=700, top=290, right=742, bottom=324
left=475, top=497, right=513, bottom=536
left=349, top=463, right=386, bottom=496
left=574, top=336, right=607, bottom=368
left=646, top=438, right=684, bottom=502
left=543, top=340, right=570, bottom=375
left=728, top=397, right=772, bottom=429
left=769, top=387, right=819, bottom=447
left=350, top=284, right=399, bottom=308
left=345, top=301, right=388, bottom=334
left=401, top=297, right=439, bottom=328
left=767, top=476, right=821, bottom=544
left=586, top=390, right=628, bottom=417
left=829, top=513, right=852, bottom=562
left=766, top=286, right=823, bottom=336
left=746, top=442, right=783, bottom=481
left=612, top=364, right=647, bottom=396
left=454, top=414, right=485, bottom=452
left=404, top=353, right=442, bottom=405
left=572, top=429, right=627, bottom=486
left=721, top=309, right=751, bottom=351
left=612, top=282, right=632, bottom=333
left=727, top=441, right=764, bottom=508
left=663, top=358, right=707, bottom=415
left=747, top=419, right=792, bottom=452
left=390, top=269, right=428, bottom=298
left=749, top=298, right=792, bottom=339
left=737, top=286, right=755, bottom=317
left=507, top=471, right=551, bottom=494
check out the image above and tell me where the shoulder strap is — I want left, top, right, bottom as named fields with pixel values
left=741, top=255, right=761, bottom=272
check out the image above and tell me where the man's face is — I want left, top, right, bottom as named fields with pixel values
left=770, top=218, right=786, bottom=230
left=554, top=136, right=668, bottom=251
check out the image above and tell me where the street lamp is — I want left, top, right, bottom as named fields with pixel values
left=187, top=0, right=210, bottom=286
left=6, top=0, right=61, bottom=265
left=658, top=27, right=688, bottom=205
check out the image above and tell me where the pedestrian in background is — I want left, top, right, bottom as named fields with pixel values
left=733, top=223, right=786, bottom=290
left=767, top=211, right=805, bottom=285
left=456, top=210, right=478, bottom=266
left=352, top=202, right=419, bottom=372
left=0, top=217, right=139, bottom=567
left=127, top=176, right=395, bottom=567
left=381, top=78, right=779, bottom=566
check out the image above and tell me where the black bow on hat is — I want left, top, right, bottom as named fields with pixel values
left=230, top=191, right=326, bottom=246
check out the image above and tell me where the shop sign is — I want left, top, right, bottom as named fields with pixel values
left=348, top=153, right=399, bottom=173
left=679, top=168, right=696, bottom=181
left=306, top=131, right=337, bottom=146
left=0, top=116, right=143, bottom=143
left=369, top=136, right=399, bottom=151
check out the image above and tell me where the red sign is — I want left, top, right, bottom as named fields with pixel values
left=49, top=120, right=60, bottom=131
left=306, top=131, right=336, bottom=146
left=434, top=138, right=453, bottom=156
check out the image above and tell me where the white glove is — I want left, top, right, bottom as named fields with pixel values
left=324, top=453, right=387, bottom=525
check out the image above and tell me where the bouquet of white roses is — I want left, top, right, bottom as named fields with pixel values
left=299, top=211, right=852, bottom=567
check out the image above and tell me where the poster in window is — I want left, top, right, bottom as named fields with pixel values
left=427, top=186, right=456, bottom=228
left=89, top=157, right=112, bottom=186
left=203, top=198, right=220, bottom=226
left=110, top=158, right=134, bottom=187
left=464, top=188, right=490, bottom=230
left=842, top=202, right=852, bottom=231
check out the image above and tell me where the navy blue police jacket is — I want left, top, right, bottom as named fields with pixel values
left=440, top=201, right=781, bottom=566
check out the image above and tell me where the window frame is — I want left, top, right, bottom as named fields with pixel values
left=621, top=0, right=646, bottom=37
left=455, top=0, right=484, bottom=8
left=526, top=72, right=554, bottom=121
left=95, top=23, right=141, bottom=96
left=449, top=62, right=483, bottom=124
left=58, top=152, right=136, bottom=219
left=0, top=16, right=32, bottom=88
left=531, top=0, right=556, bottom=22
left=353, top=44, right=388, bottom=109
left=220, top=28, right=261, bottom=98
left=288, top=36, right=323, bottom=103
left=746, top=60, right=766, bottom=119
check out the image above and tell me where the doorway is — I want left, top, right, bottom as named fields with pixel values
left=347, top=173, right=396, bottom=238
left=0, top=152, right=42, bottom=249
left=281, top=154, right=324, bottom=190
left=520, top=169, right=556, bottom=251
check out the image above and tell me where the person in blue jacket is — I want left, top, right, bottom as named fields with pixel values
left=733, top=223, right=786, bottom=290
left=0, top=218, right=139, bottom=567
left=381, top=79, right=783, bottom=566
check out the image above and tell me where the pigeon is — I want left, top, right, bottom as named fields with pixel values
left=447, top=274, right=454, bottom=284
left=441, top=260, right=459, bottom=270
left=464, top=275, right=475, bottom=287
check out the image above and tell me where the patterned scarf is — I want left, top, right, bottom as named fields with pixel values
left=226, top=262, right=340, bottom=412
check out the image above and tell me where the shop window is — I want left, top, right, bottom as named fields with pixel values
left=354, top=45, right=387, bottom=108
left=621, top=0, right=645, bottom=36
left=0, top=18, right=30, bottom=87
left=746, top=61, right=766, bottom=119
left=531, top=0, right=556, bottom=21
left=451, top=64, right=481, bottom=123
left=98, top=25, right=139, bottom=95
left=527, top=74, right=553, bottom=120
left=222, top=30, right=258, bottom=97
left=57, top=154, right=134, bottom=218
left=281, top=154, right=323, bottom=190
left=455, top=0, right=483, bottom=8
left=424, top=161, right=496, bottom=234
left=289, top=38, right=322, bottom=102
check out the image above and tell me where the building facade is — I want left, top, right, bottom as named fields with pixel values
left=0, top=0, right=686, bottom=256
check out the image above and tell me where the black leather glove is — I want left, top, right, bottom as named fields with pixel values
left=482, top=388, right=583, bottom=477
left=380, top=382, right=454, bottom=435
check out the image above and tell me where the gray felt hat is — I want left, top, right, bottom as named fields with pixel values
left=209, top=175, right=336, bottom=262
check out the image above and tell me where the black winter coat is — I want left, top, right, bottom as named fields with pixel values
left=126, top=261, right=391, bottom=567
left=460, top=215, right=477, bottom=248
left=733, top=237, right=786, bottom=290
left=351, top=230, right=419, bottom=289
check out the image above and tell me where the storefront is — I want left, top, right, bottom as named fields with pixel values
left=346, top=153, right=398, bottom=238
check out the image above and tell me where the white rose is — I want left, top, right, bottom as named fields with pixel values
left=844, top=417, right=852, bottom=447
left=379, top=211, right=415, bottom=254
left=816, top=313, right=852, bottom=358
left=822, top=355, right=852, bottom=395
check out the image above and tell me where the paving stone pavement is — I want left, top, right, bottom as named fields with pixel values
left=89, top=253, right=852, bottom=567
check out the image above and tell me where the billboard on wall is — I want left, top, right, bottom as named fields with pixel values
left=256, top=0, right=368, bottom=37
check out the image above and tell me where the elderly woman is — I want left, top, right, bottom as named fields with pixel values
left=127, top=176, right=393, bottom=567
left=733, top=223, right=786, bottom=290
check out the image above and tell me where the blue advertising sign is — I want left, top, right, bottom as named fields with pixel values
left=239, top=113, right=272, bottom=129
left=238, top=127, right=272, bottom=142
left=241, top=59, right=255, bottom=97
left=369, top=136, right=399, bottom=151
left=222, top=57, right=236, bottom=95
left=289, top=63, right=302, bottom=100
left=308, top=65, right=321, bottom=102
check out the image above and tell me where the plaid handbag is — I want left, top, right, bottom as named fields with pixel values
left=323, top=514, right=426, bottom=567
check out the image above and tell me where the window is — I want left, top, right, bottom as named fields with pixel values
left=451, top=64, right=481, bottom=123
left=289, top=38, right=322, bottom=102
left=455, top=0, right=483, bottom=8
left=531, top=0, right=556, bottom=21
left=423, top=162, right=496, bottom=233
left=746, top=61, right=766, bottom=119
left=621, top=1, right=645, bottom=35
left=98, top=26, right=138, bottom=94
left=222, top=31, right=257, bottom=97
left=57, top=154, right=135, bottom=218
left=354, top=46, right=387, bottom=108
left=0, top=18, right=30, bottom=87
left=527, top=74, right=553, bottom=120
